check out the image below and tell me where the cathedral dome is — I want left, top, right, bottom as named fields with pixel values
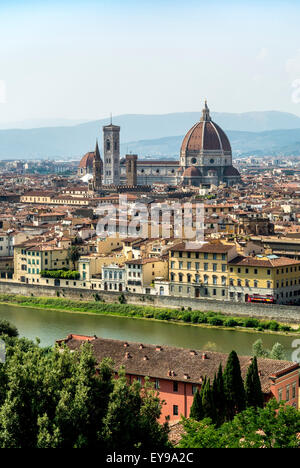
left=180, top=101, right=231, bottom=155
left=223, top=166, right=240, bottom=176
left=182, top=166, right=201, bottom=177
left=79, top=152, right=95, bottom=170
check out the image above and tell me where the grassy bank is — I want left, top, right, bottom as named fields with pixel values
left=0, top=293, right=298, bottom=335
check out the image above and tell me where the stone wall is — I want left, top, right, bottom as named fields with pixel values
left=0, top=280, right=300, bottom=323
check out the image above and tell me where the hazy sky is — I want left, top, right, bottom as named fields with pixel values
left=1, top=0, right=300, bottom=125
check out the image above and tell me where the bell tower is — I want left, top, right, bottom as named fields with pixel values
left=103, top=118, right=120, bottom=185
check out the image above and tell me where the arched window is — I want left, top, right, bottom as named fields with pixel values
left=106, top=139, right=110, bottom=151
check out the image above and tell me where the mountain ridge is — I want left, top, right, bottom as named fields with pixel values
left=1, top=110, right=300, bottom=159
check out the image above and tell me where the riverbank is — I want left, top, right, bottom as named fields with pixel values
left=0, top=293, right=299, bottom=337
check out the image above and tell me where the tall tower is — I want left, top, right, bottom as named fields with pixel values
left=103, top=120, right=120, bottom=185
left=126, top=154, right=138, bottom=186
left=88, top=141, right=102, bottom=193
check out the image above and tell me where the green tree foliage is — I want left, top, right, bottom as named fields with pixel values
left=189, top=389, right=203, bottom=421
left=0, top=320, right=18, bottom=338
left=252, top=339, right=285, bottom=360
left=67, top=245, right=81, bottom=270
left=0, top=337, right=169, bottom=448
left=269, top=342, right=285, bottom=361
left=213, top=364, right=226, bottom=426
left=223, top=351, right=246, bottom=420
left=180, top=399, right=300, bottom=448
left=103, top=371, right=169, bottom=450
left=245, top=357, right=264, bottom=409
left=201, top=379, right=216, bottom=422
left=252, top=339, right=270, bottom=358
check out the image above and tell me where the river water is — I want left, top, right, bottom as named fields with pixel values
left=0, top=303, right=298, bottom=359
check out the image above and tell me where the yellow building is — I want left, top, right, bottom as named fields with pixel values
left=13, top=237, right=88, bottom=284
left=228, top=255, right=300, bottom=304
left=169, top=242, right=237, bottom=300
left=125, top=257, right=169, bottom=294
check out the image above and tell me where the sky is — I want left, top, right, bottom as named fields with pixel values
left=0, top=0, right=300, bottom=125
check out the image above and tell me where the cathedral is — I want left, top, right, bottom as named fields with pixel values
left=78, top=101, right=241, bottom=189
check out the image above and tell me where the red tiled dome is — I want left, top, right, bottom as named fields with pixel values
left=181, top=120, right=231, bottom=154
left=79, top=152, right=95, bottom=169
left=223, top=166, right=240, bottom=177
left=181, top=101, right=231, bottom=154
left=183, top=166, right=201, bottom=177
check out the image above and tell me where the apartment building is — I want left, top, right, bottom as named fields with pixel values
left=125, top=257, right=169, bottom=294
left=228, top=254, right=300, bottom=304
left=168, top=242, right=237, bottom=300
left=59, top=334, right=300, bottom=423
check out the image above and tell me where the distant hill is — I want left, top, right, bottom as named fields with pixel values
left=1, top=111, right=300, bottom=159
left=121, top=129, right=300, bottom=159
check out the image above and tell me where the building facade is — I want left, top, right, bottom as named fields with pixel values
left=60, top=335, right=300, bottom=423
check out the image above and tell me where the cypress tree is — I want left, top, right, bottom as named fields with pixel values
left=213, top=364, right=226, bottom=426
left=245, top=356, right=264, bottom=409
left=223, top=350, right=246, bottom=420
left=201, top=379, right=216, bottom=423
left=189, top=389, right=203, bottom=421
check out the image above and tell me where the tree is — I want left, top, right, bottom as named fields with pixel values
left=244, top=356, right=264, bottom=409
left=270, top=342, right=285, bottom=361
left=201, top=379, right=216, bottom=423
left=223, top=350, right=246, bottom=420
left=0, top=320, right=18, bottom=338
left=67, top=245, right=81, bottom=270
left=252, top=339, right=270, bottom=358
left=102, top=370, right=169, bottom=450
left=179, top=399, right=300, bottom=448
left=189, top=389, right=203, bottom=421
left=252, top=339, right=285, bottom=361
left=0, top=337, right=170, bottom=448
left=213, top=364, right=226, bottom=426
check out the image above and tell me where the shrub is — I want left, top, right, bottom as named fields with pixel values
left=182, top=312, right=192, bottom=323
left=268, top=321, right=280, bottom=331
left=118, top=293, right=126, bottom=304
left=279, top=325, right=291, bottom=332
left=207, top=316, right=224, bottom=326
left=224, top=318, right=239, bottom=327
left=191, top=313, right=199, bottom=324
left=243, top=318, right=259, bottom=328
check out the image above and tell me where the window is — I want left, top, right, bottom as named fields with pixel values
left=173, top=405, right=178, bottom=416
left=278, top=388, right=282, bottom=402
left=192, top=385, right=197, bottom=395
left=173, top=381, right=178, bottom=392
left=204, top=253, right=208, bottom=259
left=222, top=264, right=226, bottom=272
left=187, top=262, right=191, bottom=270
left=292, top=382, right=296, bottom=399
left=222, top=254, right=226, bottom=261
left=213, top=253, right=217, bottom=260
left=213, top=263, right=217, bottom=271
left=286, top=385, right=290, bottom=402
left=204, top=263, right=208, bottom=271
left=155, top=379, right=160, bottom=390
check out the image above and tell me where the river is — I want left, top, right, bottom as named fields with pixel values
left=0, top=303, right=298, bottom=359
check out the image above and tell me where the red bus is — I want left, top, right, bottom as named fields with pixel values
left=247, top=294, right=275, bottom=304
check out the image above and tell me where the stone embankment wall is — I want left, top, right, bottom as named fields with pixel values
left=0, top=281, right=300, bottom=323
